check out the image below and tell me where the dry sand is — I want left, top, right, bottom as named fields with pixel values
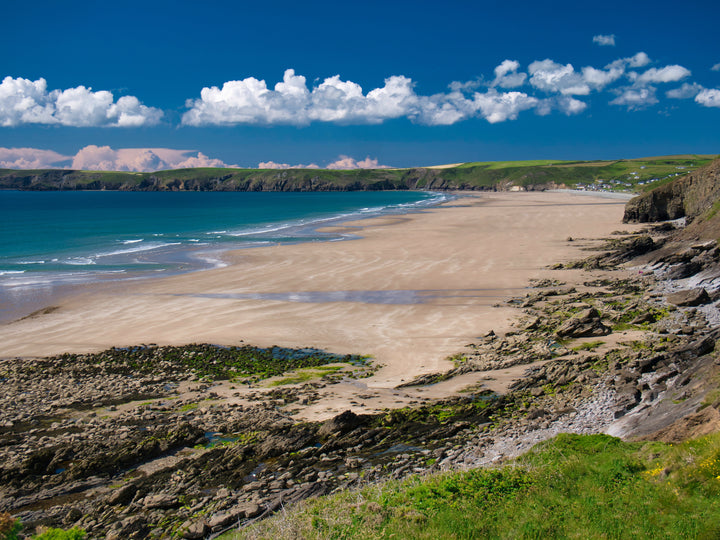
left=0, top=191, right=637, bottom=400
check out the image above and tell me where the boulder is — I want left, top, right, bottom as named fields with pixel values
left=318, top=410, right=363, bottom=437
left=555, top=308, right=611, bottom=338
left=207, top=503, right=259, bottom=532
left=666, top=288, right=711, bottom=307
left=106, top=483, right=137, bottom=506
left=180, top=519, right=209, bottom=539
left=142, top=493, right=179, bottom=509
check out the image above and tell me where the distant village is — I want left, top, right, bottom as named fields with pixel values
left=574, top=165, right=690, bottom=192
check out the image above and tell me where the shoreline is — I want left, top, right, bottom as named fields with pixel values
left=5, top=209, right=720, bottom=538
left=0, top=190, right=450, bottom=324
left=6, top=190, right=720, bottom=538
left=1, top=191, right=639, bottom=396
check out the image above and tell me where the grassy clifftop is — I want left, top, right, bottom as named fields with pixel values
left=0, top=155, right=715, bottom=192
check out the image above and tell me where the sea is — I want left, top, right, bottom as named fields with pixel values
left=0, top=190, right=449, bottom=322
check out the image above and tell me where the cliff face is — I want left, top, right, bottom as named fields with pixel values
left=624, top=157, right=720, bottom=223
left=0, top=168, right=493, bottom=192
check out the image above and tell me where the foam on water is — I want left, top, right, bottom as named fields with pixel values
left=0, top=190, right=451, bottom=317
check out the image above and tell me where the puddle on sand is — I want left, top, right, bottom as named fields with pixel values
left=172, top=288, right=524, bottom=306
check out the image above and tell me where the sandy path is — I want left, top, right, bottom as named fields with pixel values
left=0, top=192, right=635, bottom=389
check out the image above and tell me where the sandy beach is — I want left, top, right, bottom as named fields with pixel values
left=1, top=191, right=636, bottom=389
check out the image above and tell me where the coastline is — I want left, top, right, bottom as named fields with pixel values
left=0, top=190, right=447, bottom=324
left=0, top=191, right=639, bottom=395
left=6, top=190, right=720, bottom=538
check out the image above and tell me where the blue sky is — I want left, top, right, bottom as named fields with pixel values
left=1, top=0, right=719, bottom=170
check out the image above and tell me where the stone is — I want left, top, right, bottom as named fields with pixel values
left=64, top=507, right=83, bottom=524
left=630, top=312, right=656, bottom=325
left=207, top=503, right=259, bottom=531
left=214, top=487, right=230, bottom=499
left=106, top=483, right=137, bottom=506
left=180, top=519, right=209, bottom=539
left=666, top=261, right=702, bottom=280
left=666, top=288, right=711, bottom=307
left=556, top=308, right=611, bottom=338
left=142, top=493, right=179, bottom=509
left=106, top=516, right=147, bottom=539
left=318, top=410, right=363, bottom=438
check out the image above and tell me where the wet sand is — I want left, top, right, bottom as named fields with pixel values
left=0, top=191, right=637, bottom=392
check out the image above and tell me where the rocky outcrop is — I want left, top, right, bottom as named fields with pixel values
left=555, top=308, right=612, bottom=338
left=624, top=157, right=720, bottom=223
left=666, top=288, right=711, bottom=307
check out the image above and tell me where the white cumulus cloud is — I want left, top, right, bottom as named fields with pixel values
left=70, top=146, right=233, bottom=171
left=579, top=53, right=650, bottom=92
left=326, top=156, right=389, bottom=169
left=581, top=65, right=625, bottom=90
left=635, top=65, right=691, bottom=84
left=695, top=88, right=720, bottom=108
left=666, top=82, right=704, bottom=99
left=610, top=87, right=658, bottom=109
left=528, top=60, right=590, bottom=95
left=471, top=89, right=540, bottom=123
left=182, top=69, right=420, bottom=126
left=257, top=156, right=388, bottom=169
left=555, top=96, right=588, bottom=115
left=711, top=63, right=720, bottom=72
left=0, top=77, right=162, bottom=127
left=491, top=60, right=527, bottom=88
left=592, top=34, right=616, bottom=46
left=257, top=161, right=320, bottom=169
left=625, top=52, right=651, bottom=68
left=183, top=69, right=550, bottom=126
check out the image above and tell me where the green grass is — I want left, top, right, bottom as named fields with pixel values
left=457, top=159, right=567, bottom=169
left=571, top=340, right=605, bottom=352
left=228, top=432, right=720, bottom=539
left=178, top=402, right=199, bottom=412
left=32, top=528, right=86, bottom=540
left=704, top=200, right=720, bottom=221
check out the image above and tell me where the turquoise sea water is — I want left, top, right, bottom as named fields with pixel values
left=0, top=190, right=447, bottom=319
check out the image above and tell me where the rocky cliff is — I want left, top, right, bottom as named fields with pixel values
left=623, top=157, right=720, bottom=223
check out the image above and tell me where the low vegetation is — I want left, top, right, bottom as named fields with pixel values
left=230, top=432, right=720, bottom=539
left=49, top=344, right=370, bottom=383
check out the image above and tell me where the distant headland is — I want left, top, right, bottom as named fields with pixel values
left=1, top=154, right=715, bottom=193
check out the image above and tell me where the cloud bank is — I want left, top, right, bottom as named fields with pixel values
left=3, top=42, right=720, bottom=130
left=258, top=156, right=388, bottom=170
left=0, top=147, right=72, bottom=169
left=0, top=146, right=233, bottom=171
left=181, top=48, right=713, bottom=124
left=0, top=77, right=163, bottom=127
left=0, top=146, right=389, bottom=171
left=181, top=67, right=587, bottom=127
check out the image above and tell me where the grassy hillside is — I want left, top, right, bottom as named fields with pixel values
left=230, top=432, right=720, bottom=539
left=0, top=155, right=715, bottom=192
